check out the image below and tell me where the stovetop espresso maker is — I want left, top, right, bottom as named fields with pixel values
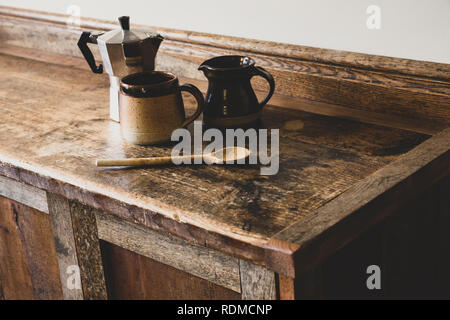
left=78, top=16, right=163, bottom=121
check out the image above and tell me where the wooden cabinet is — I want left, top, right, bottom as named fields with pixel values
left=0, top=7, right=449, bottom=300
left=0, top=178, right=275, bottom=300
left=0, top=174, right=449, bottom=299
left=288, top=175, right=450, bottom=299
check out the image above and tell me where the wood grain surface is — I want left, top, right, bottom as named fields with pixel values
left=1, top=5, right=448, bottom=81
left=0, top=195, right=63, bottom=299
left=0, top=7, right=449, bottom=281
left=96, top=211, right=241, bottom=292
left=0, top=44, right=445, bottom=136
left=0, top=52, right=432, bottom=266
left=239, top=259, right=276, bottom=300
left=1, top=7, right=449, bottom=129
left=0, top=175, right=48, bottom=213
left=100, top=241, right=241, bottom=300
left=47, top=193, right=83, bottom=300
left=277, top=174, right=450, bottom=299
left=267, top=127, right=450, bottom=277
left=69, top=201, right=107, bottom=299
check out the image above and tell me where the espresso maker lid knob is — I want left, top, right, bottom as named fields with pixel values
left=118, top=16, right=130, bottom=31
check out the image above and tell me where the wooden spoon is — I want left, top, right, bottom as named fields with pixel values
left=96, top=146, right=251, bottom=167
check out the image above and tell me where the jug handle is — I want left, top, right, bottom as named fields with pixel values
left=252, top=66, right=275, bottom=109
left=179, top=84, right=205, bottom=128
left=77, top=32, right=103, bottom=74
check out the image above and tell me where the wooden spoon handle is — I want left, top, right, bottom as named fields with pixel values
left=96, top=155, right=204, bottom=167
left=96, top=157, right=173, bottom=167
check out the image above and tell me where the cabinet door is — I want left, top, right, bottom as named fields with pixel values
left=0, top=195, right=63, bottom=299
left=100, top=241, right=241, bottom=300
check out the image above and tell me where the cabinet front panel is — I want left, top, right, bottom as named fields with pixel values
left=100, top=241, right=241, bottom=300
left=0, top=195, right=63, bottom=299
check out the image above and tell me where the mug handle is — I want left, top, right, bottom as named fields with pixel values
left=179, top=84, right=205, bottom=128
left=252, top=66, right=275, bottom=109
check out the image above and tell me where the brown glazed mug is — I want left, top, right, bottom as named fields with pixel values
left=119, top=72, right=204, bottom=145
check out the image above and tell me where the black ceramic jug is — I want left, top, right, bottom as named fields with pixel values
left=198, top=55, right=275, bottom=128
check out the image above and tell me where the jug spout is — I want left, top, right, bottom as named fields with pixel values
left=152, top=34, right=164, bottom=50
left=143, top=34, right=164, bottom=57
left=198, top=63, right=213, bottom=77
left=198, top=64, right=208, bottom=72
left=138, top=34, right=164, bottom=71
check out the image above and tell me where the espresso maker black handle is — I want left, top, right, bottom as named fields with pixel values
left=252, top=66, right=275, bottom=109
left=77, top=31, right=103, bottom=74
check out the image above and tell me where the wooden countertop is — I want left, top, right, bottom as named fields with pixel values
left=0, top=48, right=444, bottom=270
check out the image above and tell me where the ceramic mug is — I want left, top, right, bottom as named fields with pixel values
left=119, top=71, right=204, bottom=145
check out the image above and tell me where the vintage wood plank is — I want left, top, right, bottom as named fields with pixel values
left=0, top=160, right=268, bottom=268
left=267, top=127, right=450, bottom=278
left=0, top=44, right=443, bottom=136
left=0, top=195, right=63, bottom=299
left=0, top=174, right=48, bottom=213
left=1, top=5, right=449, bottom=81
left=239, top=260, right=276, bottom=300
left=0, top=8, right=446, bottom=279
left=47, top=192, right=83, bottom=300
left=0, top=50, right=434, bottom=271
left=278, top=274, right=295, bottom=300
left=160, top=41, right=450, bottom=125
left=266, top=92, right=445, bottom=136
left=0, top=4, right=449, bottom=298
left=100, top=241, right=241, bottom=300
left=0, top=53, right=428, bottom=241
left=1, top=8, right=449, bottom=127
left=96, top=211, right=241, bottom=293
left=69, top=201, right=107, bottom=299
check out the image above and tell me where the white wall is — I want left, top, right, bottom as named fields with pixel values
left=1, top=0, right=449, bottom=63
